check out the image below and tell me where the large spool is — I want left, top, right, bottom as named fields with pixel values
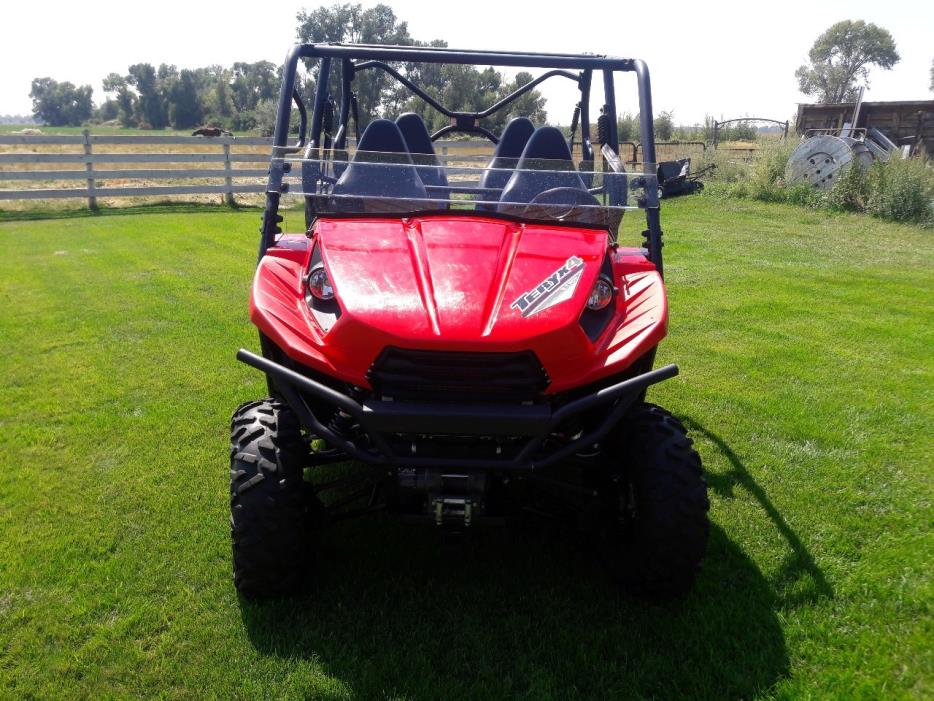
left=840, top=136, right=874, bottom=169
left=785, top=135, right=855, bottom=190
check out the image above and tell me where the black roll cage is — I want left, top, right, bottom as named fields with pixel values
left=260, top=43, right=664, bottom=275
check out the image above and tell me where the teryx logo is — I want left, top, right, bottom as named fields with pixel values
left=511, top=256, right=585, bottom=318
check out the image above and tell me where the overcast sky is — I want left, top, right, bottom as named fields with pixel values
left=1, top=0, right=931, bottom=124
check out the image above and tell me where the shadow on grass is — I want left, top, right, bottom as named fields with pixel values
left=242, top=519, right=791, bottom=699
left=683, top=417, right=834, bottom=608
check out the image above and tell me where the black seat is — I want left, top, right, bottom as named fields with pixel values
left=331, top=119, right=428, bottom=211
left=395, top=112, right=449, bottom=199
left=498, top=126, right=595, bottom=207
left=478, top=117, right=535, bottom=201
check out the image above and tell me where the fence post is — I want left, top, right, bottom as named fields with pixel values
left=223, top=142, right=234, bottom=206
left=83, top=129, right=96, bottom=209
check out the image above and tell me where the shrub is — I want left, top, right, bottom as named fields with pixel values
left=702, top=140, right=932, bottom=226
left=824, top=161, right=870, bottom=213
left=866, top=156, right=933, bottom=225
left=747, top=141, right=798, bottom=200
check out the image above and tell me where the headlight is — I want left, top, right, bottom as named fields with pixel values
left=307, top=265, right=334, bottom=301
left=586, top=276, right=614, bottom=311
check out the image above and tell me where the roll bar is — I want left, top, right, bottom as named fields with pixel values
left=260, top=43, right=663, bottom=275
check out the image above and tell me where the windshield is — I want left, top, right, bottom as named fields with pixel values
left=273, top=145, right=655, bottom=231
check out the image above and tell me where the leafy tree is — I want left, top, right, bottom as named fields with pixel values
left=654, top=110, right=674, bottom=141
left=97, top=99, right=120, bottom=122
left=436, top=65, right=502, bottom=132
left=230, top=61, right=279, bottom=129
left=731, top=120, right=758, bottom=142
left=295, top=4, right=547, bottom=135
left=190, top=65, right=235, bottom=127
left=253, top=98, right=279, bottom=137
left=157, top=64, right=179, bottom=116
left=103, top=73, right=136, bottom=127
left=617, top=113, right=639, bottom=142
left=170, top=69, right=202, bottom=129
left=500, top=72, right=547, bottom=129
left=127, top=63, right=167, bottom=128
left=384, top=38, right=449, bottom=119
left=213, top=69, right=235, bottom=124
left=29, top=78, right=93, bottom=126
left=795, top=20, right=899, bottom=103
left=296, top=3, right=414, bottom=125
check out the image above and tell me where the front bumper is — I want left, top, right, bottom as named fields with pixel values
left=236, top=348, right=677, bottom=471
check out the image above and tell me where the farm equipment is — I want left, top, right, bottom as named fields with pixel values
left=656, top=158, right=712, bottom=198
left=230, top=43, right=709, bottom=599
left=786, top=89, right=900, bottom=189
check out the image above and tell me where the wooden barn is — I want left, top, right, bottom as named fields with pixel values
left=795, top=100, right=934, bottom=156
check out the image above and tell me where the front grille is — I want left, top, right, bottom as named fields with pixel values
left=368, top=347, right=550, bottom=403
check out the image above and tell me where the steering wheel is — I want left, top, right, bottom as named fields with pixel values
left=520, top=187, right=597, bottom=220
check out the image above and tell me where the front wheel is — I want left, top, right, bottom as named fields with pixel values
left=599, top=402, right=709, bottom=596
left=229, top=399, right=322, bottom=599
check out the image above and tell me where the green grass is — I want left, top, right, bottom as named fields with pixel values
left=0, top=199, right=931, bottom=699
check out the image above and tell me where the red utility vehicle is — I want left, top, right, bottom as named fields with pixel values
left=231, top=44, right=709, bottom=599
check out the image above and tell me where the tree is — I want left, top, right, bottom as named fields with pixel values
left=157, top=64, right=179, bottom=123
left=170, top=69, right=202, bottom=129
left=731, top=120, right=758, bottom=142
left=795, top=20, right=899, bottom=103
left=103, top=73, right=136, bottom=127
left=97, top=99, right=120, bottom=122
left=29, top=78, right=93, bottom=126
left=127, top=63, right=167, bottom=128
left=296, top=3, right=414, bottom=125
left=616, top=113, right=638, bottom=143
left=295, top=5, right=547, bottom=134
left=230, top=61, right=278, bottom=129
left=189, top=65, right=235, bottom=127
left=499, top=72, right=547, bottom=130
left=654, top=110, right=674, bottom=141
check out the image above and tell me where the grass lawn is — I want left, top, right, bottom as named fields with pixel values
left=0, top=198, right=931, bottom=699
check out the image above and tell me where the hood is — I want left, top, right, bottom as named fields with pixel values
left=315, top=216, right=608, bottom=344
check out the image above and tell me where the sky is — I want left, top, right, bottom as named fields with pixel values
left=1, top=0, right=931, bottom=124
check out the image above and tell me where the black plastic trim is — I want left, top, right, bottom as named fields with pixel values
left=236, top=348, right=677, bottom=471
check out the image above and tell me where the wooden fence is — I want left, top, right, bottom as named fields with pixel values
left=0, top=131, right=506, bottom=208
left=0, top=131, right=726, bottom=208
left=0, top=130, right=273, bottom=207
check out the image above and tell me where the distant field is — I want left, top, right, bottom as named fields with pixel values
left=0, top=198, right=930, bottom=699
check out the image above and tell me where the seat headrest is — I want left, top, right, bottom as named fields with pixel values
left=495, top=117, right=536, bottom=159
left=395, top=113, right=435, bottom=155
left=477, top=117, right=538, bottom=199
left=355, top=118, right=412, bottom=158
left=395, top=113, right=448, bottom=198
left=517, top=125, right=575, bottom=163
left=330, top=119, right=428, bottom=208
left=497, top=126, right=590, bottom=209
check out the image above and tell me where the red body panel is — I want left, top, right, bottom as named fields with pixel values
left=250, top=216, right=667, bottom=393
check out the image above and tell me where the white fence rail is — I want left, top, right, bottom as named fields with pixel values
left=0, top=130, right=274, bottom=207
left=0, top=131, right=493, bottom=208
